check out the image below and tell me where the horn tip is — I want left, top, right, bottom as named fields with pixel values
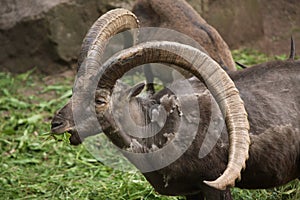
left=203, top=180, right=234, bottom=191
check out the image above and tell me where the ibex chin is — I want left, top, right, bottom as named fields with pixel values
left=51, top=8, right=300, bottom=200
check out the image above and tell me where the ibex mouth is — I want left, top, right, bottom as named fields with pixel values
left=51, top=117, right=82, bottom=145
left=51, top=117, right=70, bottom=135
left=51, top=128, right=82, bottom=146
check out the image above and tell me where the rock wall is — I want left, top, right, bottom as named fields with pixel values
left=195, top=0, right=300, bottom=56
left=1, top=0, right=103, bottom=73
left=0, top=0, right=299, bottom=74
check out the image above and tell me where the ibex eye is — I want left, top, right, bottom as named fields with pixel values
left=95, top=98, right=107, bottom=106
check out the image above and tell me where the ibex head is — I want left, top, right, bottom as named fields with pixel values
left=51, top=8, right=139, bottom=144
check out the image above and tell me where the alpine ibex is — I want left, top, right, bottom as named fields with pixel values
left=50, top=7, right=300, bottom=200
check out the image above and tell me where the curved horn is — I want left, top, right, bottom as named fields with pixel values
left=78, top=8, right=140, bottom=69
left=97, top=41, right=250, bottom=190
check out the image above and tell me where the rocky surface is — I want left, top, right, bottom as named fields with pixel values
left=0, top=0, right=299, bottom=74
left=0, top=0, right=102, bottom=73
left=197, top=0, right=300, bottom=56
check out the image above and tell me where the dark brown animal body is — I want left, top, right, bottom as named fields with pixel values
left=233, top=60, right=300, bottom=189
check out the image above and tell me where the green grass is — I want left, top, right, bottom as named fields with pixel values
left=232, top=48, right=298, bottom=68
left=0, top=49, right=299, bottom=199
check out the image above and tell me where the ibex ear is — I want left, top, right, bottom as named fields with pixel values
left=128, top=82, right=146, bottom=98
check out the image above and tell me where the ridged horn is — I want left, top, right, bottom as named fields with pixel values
left=97, top=41, right=250, bottom=190
left=78, top=8, right=140, bottom=69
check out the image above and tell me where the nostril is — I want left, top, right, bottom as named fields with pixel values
left=51, top=121, right=64, bottom=130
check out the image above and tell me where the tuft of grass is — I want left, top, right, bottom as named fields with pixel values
left=1, top=48, right=299, bottom=199
left=232, top=48, right=271, bottom=67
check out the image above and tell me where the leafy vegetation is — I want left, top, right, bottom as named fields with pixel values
left=1, top=50, right=299, bottom=199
